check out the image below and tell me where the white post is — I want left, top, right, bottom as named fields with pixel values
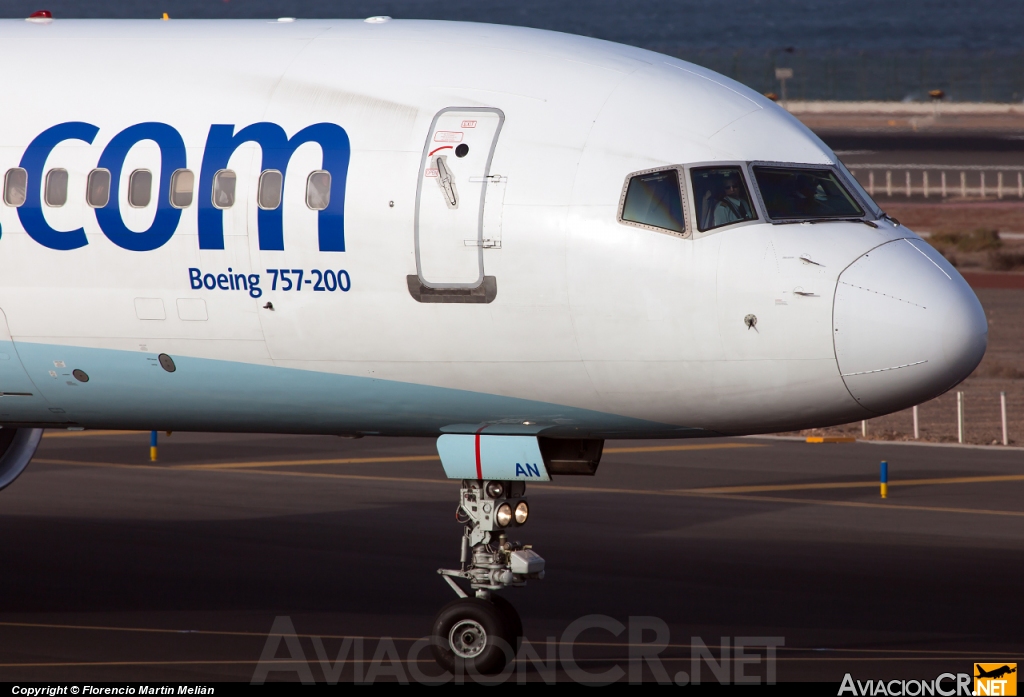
left=923, top=171, right=929, bottom=198
left=942, top=171, right=947, bottom=198
left=869, top=171, right=875, bottom=196
left=1001, top=391, right=1008, bottom=446
left=961, top=171, right=967, bottom=197
left=913, top=405, right=919, bottom=439
left=1018, top=172, right=1022, bottom=198
left=905, top=171, right=912, bottom=198
left=957, top=391, right=964, bottom=444
left=862, top=420, right=867, bottom=438
left=886, top=171, right=892, bottom=197
left=981, top=172, right=986, bottom=198
left=998, top=171, right=1004, bottom=199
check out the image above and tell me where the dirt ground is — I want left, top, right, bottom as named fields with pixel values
left=792, top=104, right=1024, bottom=138
left=885, top=201, right=1024, bottom=235
left=794, top=286, right=1024, bottom=445
left=883, top=202, right=1024, bottom=271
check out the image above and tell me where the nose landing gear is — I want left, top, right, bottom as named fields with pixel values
left=432, top=480, right=544, bottom=674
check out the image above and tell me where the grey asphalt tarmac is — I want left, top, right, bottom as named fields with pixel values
left=825, top=135, right=1024, bottom=170
left=0, top=430, right=1021, bottom=684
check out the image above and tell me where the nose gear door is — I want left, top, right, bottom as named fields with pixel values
left=414, top=108, right=504, bottom=291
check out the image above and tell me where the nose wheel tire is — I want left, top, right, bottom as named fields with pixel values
left=489, top=594, right=523, bottom=654
left=431, top=598, right=516, bottom=674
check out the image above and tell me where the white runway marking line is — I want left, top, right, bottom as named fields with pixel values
left=0, top=656, right=1016, bottom=668
left=0, top=621, right=1017, bottom=661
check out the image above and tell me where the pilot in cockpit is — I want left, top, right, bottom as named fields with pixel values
left=792, top=174, right=822, bottom=215
left=711, top=174, right=754, bottom=227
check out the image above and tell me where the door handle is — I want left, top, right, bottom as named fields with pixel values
left=434, top=155, right=458, bottom=209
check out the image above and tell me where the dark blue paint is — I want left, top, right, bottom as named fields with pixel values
left=198, top=122, right=350, bottom=252
left=17, top=121, right=99, bottom=251
left=96, top=122, right=186, bottom=252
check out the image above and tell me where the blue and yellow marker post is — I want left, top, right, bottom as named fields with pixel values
left=150, top=430, right=158, bottom=461
left=880, top=460, right=888, bottom=499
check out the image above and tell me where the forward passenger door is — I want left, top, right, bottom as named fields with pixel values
left=410, top=108, right=504, bottom=302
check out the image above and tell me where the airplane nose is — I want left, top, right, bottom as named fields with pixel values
left=833, top=238, right=987, bottom=414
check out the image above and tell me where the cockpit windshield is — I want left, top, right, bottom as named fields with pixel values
left=834, top=159, right=883, bottom=219
left=752, top=166, right=864, bottom=221
left=691, top=166, right=757, bottom=232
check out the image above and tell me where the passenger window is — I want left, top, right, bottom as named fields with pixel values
left=169, top=169, right=194, bottom=208
left=753, top=166, right=864, bottom=221
left=3, top=168, right=27, bottom=207
left=691, top=167, right=757, bottom=232
left=212, top=169, right=236, bottom=209
left=620, top=169, right=685, bottom=234
left=86, top=169, right=111, bottom=208
left=128, top=170, right=152, bottom=208
left=44, top=168, right=68, bottom=207
left=306, top=170, right=331, bottom=210
left=258, top=170, right=283, bottom=210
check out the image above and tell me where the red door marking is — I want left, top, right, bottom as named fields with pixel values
left=474, top=426, right=486, bottom=480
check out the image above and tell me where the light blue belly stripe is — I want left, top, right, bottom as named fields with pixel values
left=3, top=341, right=702, bottom=439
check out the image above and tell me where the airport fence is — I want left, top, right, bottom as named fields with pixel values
left=801, top=382, right=1024, bottom=446
left=847, top=164, right=1024, bottom=202
left=864, top=391, right=1006, bottom=444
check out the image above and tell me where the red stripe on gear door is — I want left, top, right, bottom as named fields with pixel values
left=474, top=427, right=485, bottom=479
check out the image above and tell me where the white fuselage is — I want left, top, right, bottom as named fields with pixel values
left=0, top=19, right=986, bottom=438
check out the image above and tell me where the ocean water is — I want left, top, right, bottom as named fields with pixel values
left=4, top=1, right=1023, bottom=101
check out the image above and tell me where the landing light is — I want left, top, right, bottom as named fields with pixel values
left=486, top=482, right=504, bottom=498
left=515, top=501, right=529, bottom=525
left=496, top=503, right=513, bottom=527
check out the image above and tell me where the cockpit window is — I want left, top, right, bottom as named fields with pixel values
left=753, top=166, right=864, bottom=221
left=691, top=167, right=757, bottom=232
left=620, top=169, right=685, bottom=234
left=834, top=159, right=883, bottom=219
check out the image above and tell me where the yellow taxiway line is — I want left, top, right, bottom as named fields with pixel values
left=180, top=454, right=442, bottom=470
left=603, top=443, right=763, bottom=454
left=689, top=473, right=1024, bottom=494
left=30, top=441, right=1024, bottom=518
left=42, top=430, right=145, bottom=439
left=33, top=442, right=761, bottom=472
left=54, top=463, right=1015, bottom=519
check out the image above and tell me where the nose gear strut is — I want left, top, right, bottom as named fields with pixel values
left=431, top=479, right=544, bottom=674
